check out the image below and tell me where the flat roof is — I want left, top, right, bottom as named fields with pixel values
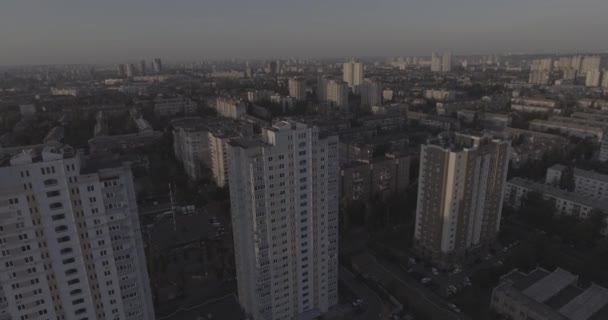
left=523, top=268, right=577, bottom=303
left=559, top=284, right=608, bottom=320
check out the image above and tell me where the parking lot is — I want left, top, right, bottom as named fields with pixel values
left=399, top=241, right=521, bottom=300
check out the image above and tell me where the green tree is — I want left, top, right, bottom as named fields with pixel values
left=559, top=166, right=575, bottom=191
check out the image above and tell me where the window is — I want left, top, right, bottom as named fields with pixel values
left=52, top=214, right=66, bottom=221
left=57, top=236, right=70, bottom=243
left=60, top=248, right=73, bottom=255
left=65, top=268, right=77, bottom=276
left=44, top=179, right=58, bottom=187
left=49, top=202, right=63, bottom=210
left=46, top=190, right=60, bottom=198
left=55, top=225, right=68, bottom=233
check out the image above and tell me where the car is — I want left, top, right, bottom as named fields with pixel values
left=421, top=277, right=431, bottom=284
left=408, top=258, right=417, bottom=265
left=448, top=303, right=461, bottom=313
left=451, top=268, right=462, bottom=275
left=431, top=267, right=439, bottom=275
left=407, top=267, right=414, bottom=273
left=494, top=260, right=504, bottom=267
left=448, top=285, right=458, bottom=293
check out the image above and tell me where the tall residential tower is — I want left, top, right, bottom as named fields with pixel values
left=413, top=133, right=510, bottom=267
left=227, top=121, right=339, bottom=320
left=342, top=59, right=364, bottom=93
left=0, top=144, right=154, bottom=320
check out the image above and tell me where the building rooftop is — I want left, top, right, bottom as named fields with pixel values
left=548, top=164, right=608, bottom=184
left=497, top=268, right=608, bottom=320
left=228, top=137, right=265, bottom=149
left=508, top=178, right=608, bottom=210
left=523, top=268, right=578, bottom=303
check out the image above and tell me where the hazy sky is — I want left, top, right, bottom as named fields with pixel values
left=1, top=0, right=607, bottom=65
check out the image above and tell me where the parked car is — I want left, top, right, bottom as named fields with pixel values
left=448, top=303, right=461, bottom=313
left=431, top=267, right=439, bottom=275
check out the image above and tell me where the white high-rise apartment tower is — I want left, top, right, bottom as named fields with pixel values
left=0, top=144, right=154, bottom=320
left=360, top=79, right=383, bottom=109
left=581, top=55, right=601, bottom=76
left=327, top=80, right=349, bottom=111
left=152, top=58, right=162, bottom=73
left=442, top=52, right=452, bottom=72
left=586, top=69, right=601, bottom=87
left=288, top=77, right=307, bottom=101
left=431, top=52, right=452, bottom=72
left=227, top=120, right=339, bottom=320
left=414, top=133, right=510, bottom=268
left=602, top=70, right=608, bottom=89
left=342, top=59, right=364, bottom=93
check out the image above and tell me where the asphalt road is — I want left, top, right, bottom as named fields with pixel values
left=339, top=266, right=387, bottom=320
left=368, top=253, right=468, bottom=320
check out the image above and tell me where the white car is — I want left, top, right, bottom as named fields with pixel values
left=408, top=258, right=417, bottom=265
left=431, top=268, right=439, bottom=275
left=452, top=268, right=462, bottom=275
left=421, top=277, right=431, bottom=284
left=448, top=303, right=461, bottom=313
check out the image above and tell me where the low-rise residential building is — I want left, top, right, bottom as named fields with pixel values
left=424, top=89, right=459, bottom=102
left=172, top=117, right=253, bottom=183
left=504, top=178, right=608, bottom=231
left=340, top=134, right=409, bottom=163
left=570, top=111, right=608, bottom=123
left=511, top=98, right=562, bottom=114
left=419, top=115, right=460, bottom=131
left=340, top=154, right=410, bottom=202
left=215, top=97, right=248, bottom=119
left=504, top=128, right=567, bottom=168
left=601, top=133, right=608, bottom=162
left=482, top=113, right=512, bottom=127
left=359, top=114, right=406, bottom=132
left=491, top=267, right=608, bottom=320
left=154, top=95, right=197, bottom=116
left=246, top=90, right=275, bottom=103
left=546, top=165, right=608, bottom=201
left=529, top=118, right=606, bottom=141
left=88, top=131, right=164, bottom=154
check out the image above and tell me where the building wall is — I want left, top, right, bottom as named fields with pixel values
left=414, top=135, right=510, bottom=267
left=0, top=147, right=154, bottom=320
left=227, top=122, right=339, bottom=320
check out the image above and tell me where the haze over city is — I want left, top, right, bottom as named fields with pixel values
left=3, top=2, right=608, bottom=320
left=2, top=0, right=608, bottom=65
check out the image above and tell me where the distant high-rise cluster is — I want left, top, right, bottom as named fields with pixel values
left=414, top=133, right=510, bottom=267
left=0, top=145, right=155, bottom=320
left=431, top=52, right=452, bottom=72
left=116, top=58, right=161, bottom=78
left=342, top=59, right=364, bottom=93
left=227, top=120, right=339, bottom=320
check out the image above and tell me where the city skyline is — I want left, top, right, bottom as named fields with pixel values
left=2, top=0, right=608, bottom=65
